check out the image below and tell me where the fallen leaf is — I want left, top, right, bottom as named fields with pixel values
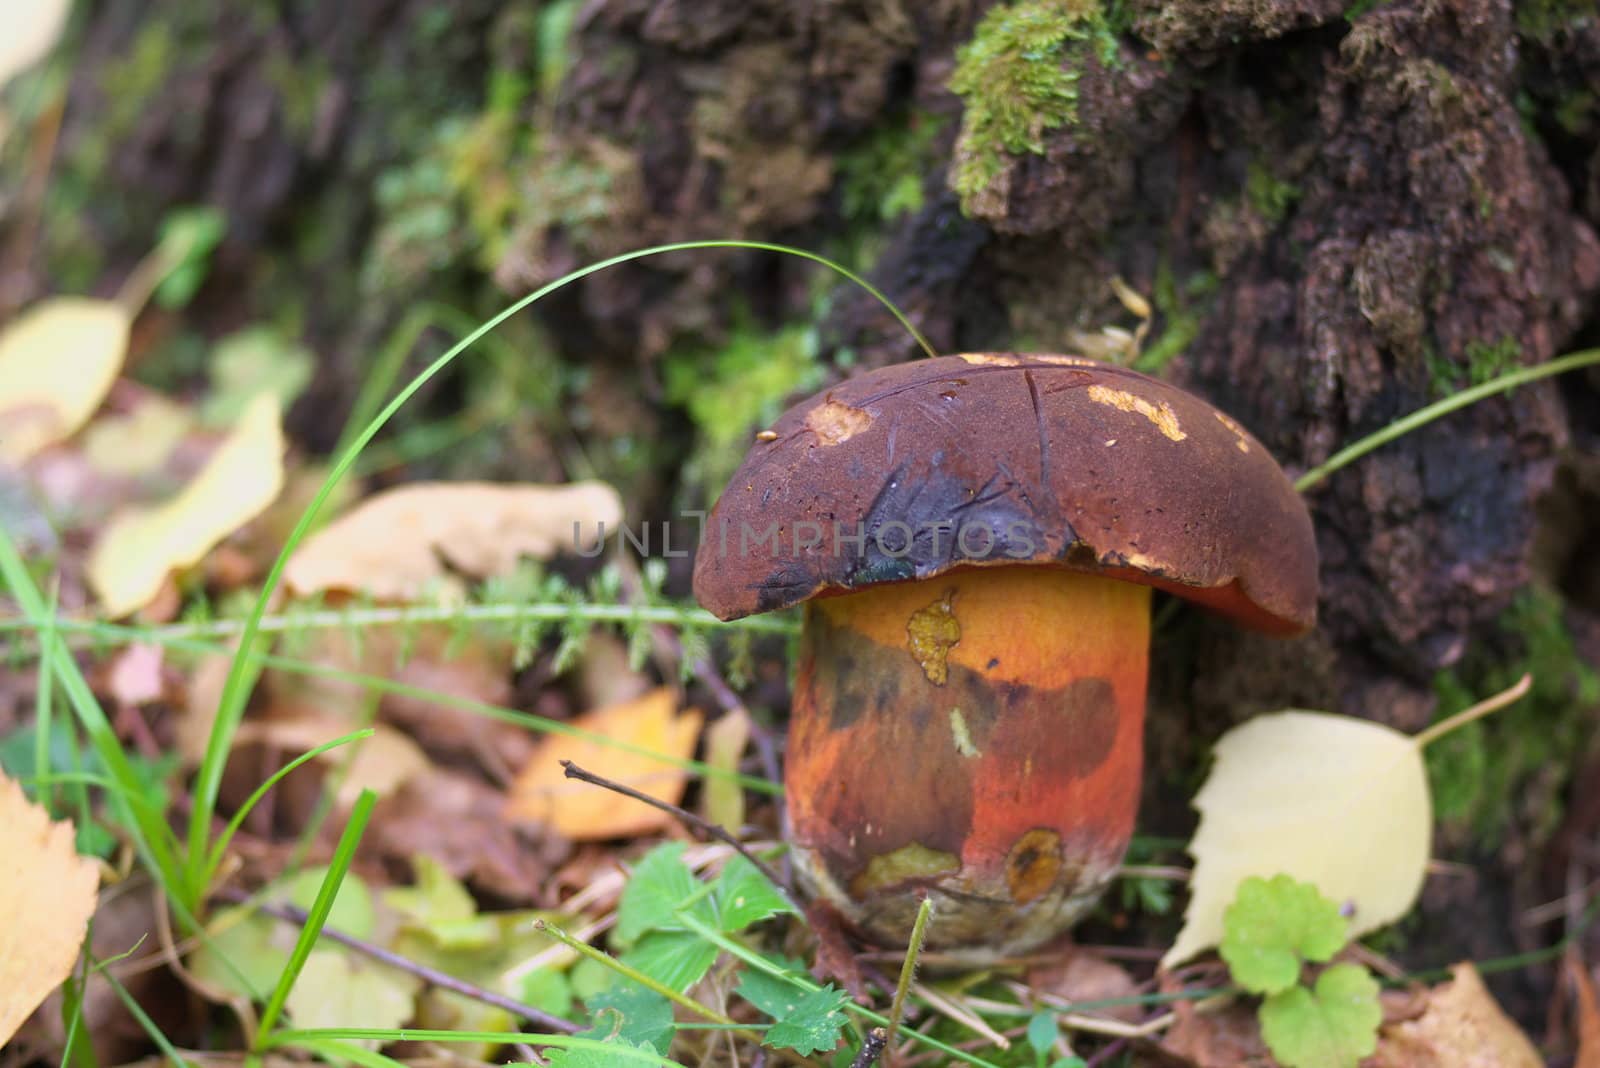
left=234, top=714, right=431, bottom=808
left=104, top=643, right=166, bottom=707
left=1371, top=962, right=1541, bottom=1067
left=368, top=767, right=566, bottom=904
left=81, top=394, right=194, bottom=476
left=284, top=480, right=622, bottom=600
left=0, top=770, right=100, bottom=1045
left=1571, top=954, right=1600, bottom=1068
left=282, top=950, right=419, bottom=1048
left=701, top=707, right=751, bottom=831
left=505, top=688, right=703, bottom=840
left=0, top=0, right=70, bottom=86
left=86, top=393, right=285, bottom=616
left=1025, top=949, right=1142, bottom=1024
left=1163, top=712, right=1430, bottom=970
left=0, top=298, right=130, bottom=463
left=1161, top=999, right=1273, bottom=1067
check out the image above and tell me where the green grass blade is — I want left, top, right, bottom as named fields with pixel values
left=1295, top=347, right=1600, bottom=491
left=193, top=238, right=904, bottom=892
left=203, top=728, right=375, bottom=885
left=0, top=527, right=187, bottom=901
left=266, top=1028, right=687, bottom=1065
left=255, top=788, right=376, bottom=1041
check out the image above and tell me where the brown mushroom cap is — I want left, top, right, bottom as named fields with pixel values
left=692, top=353, right=1318, bottom=635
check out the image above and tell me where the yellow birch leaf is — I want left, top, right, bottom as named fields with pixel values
left=86, top=393, right=284, bottom=616
left=284, top=480, right=622, bottom=600
left=0, top=771, right=100, bottom=1045
left=701, top=707, right=751, bottom=832
left=0, top=0, right=70, bottom=86
left=506, top=688, right=703, bottom=840
left=0, top=298, right=130, bottom=463
left=1163, top=711, right=1431, bottom=971
left=82, top=394, right=194, bottom=475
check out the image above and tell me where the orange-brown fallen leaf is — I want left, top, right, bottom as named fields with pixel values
left=1371, top=962, right=1541, bottom=1068
left=283, top=480, right=622, bottom=600
left=1571, top=953, right=1600, bottom=1068
left=505, top=688, right=702, bottom=840
left=234, top=714, right=431, bottom=809
left=0, top=771, right=100, bottom=1045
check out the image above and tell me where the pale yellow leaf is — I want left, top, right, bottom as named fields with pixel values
left=0, top=298, right=130, bottom=462
left=0, top=0, right=70, bottom=86
left=283, top=950, right=419, bottom=1049
left=0, top=770, right=100, bottom=1045
left=235, top=716, right=430, bottom=807
left=82, top=394, right=194, bottom=475
left=1163, top=711, right=1430, bottom=970
left=1372, top=963, right=1541, bottom=1067
left=284, top=480, right=623, bottom=600
left=506, top=687, right=703, bottom=840
left=86, top=393, right=284, bottom=616
left=701, top=707, right=751, bottom=831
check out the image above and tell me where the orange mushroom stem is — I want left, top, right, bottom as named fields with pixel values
left=786, top=567, right=1150, bottom=957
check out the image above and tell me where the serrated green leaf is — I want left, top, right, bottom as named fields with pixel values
left=619, top=930, right=719, bottom=994
left=762, top=984, right=849, bottom=1056
left=543, top=1035, right=658, bottom=1067
left=1258, top=963, right=1381, bottom=1068
left=586, top=984, right=676, bottom=1054
left=734, top=956, right=810, bottom=1019
left=615, top=843, right=700, bottom=945
left=713, top=854, right=792, bottom=932
left=1221, top=875, right=1348, bottom=995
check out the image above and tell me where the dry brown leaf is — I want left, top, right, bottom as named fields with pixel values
left=105, top=643, right=165, bottom=707
left=1571, top=954, right=1600, bottom=1068
left=283, top=480, right=623, bottom=600
left=1161, top=998, right=1273, bottom=1068
left=1025, top=949, right=1142, bottom=1025
left=0, top=771, right=100, bottom=1045
left=367, top=767, right=566, bottom=905
left=505, top=687, right=703, bottom=840
left=1372, top=962, right=1541, bottom=1068
left=234, top=715, right=431, bottom=809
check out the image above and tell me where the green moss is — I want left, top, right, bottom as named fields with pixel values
left=1245, top=160, right=1301, bottom=224
left=1133, top=260, right=1215, bottom=374
left=1464, top=334, right=1522, bottom=385
left=948, top=0, right=1117, bottom=209
left=1515, top=0, right=1597, bottom=42
left=1424, top=589, right=1600, bottom=845
left=837, top=110, right=948, bottom=226
left=665, top=322, right=827, bottom=493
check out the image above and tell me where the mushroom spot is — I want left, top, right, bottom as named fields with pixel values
left=906, top=590, right=961, bottom=685
left=1006, top=828, right=1064, bottom=905
left=959, top=353, right=1099, bottom=368
left=805, top=400, right=873, bottom=445
left=1086, top=384, right=1187, bottom=442
left=1213, top=410, right=1250, bottom=452
left=959, top=353, right=1021, bottom=366
left=1056, top=677, right=1119, bottom=778
left=851, top=842, right=961, bottom=897
left=949, top=708, right=981, bottom=757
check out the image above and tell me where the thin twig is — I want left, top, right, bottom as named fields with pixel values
left=216, top=888, right=579, bottom=1034
left=1412, top=673, right=1532, bottom=749
left=849, top=1028, right=888, bottom=1068
left=559, top=759, right=799, bottom=913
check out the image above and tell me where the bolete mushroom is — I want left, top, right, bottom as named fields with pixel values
left=692, top=353, right=1317, bottom=960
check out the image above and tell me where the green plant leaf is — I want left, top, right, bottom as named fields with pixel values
left=618, top=930, right=719, bottom=994
left=542, top=1036, right=660, bottom=1067
left=761, top=984, right=849, bottom=1056
left=584, top=984, right=676, bottom=1054
left=1026, top=1010, right=1059, bottom=1058
left=1220, top=875, right=1348, bottom=995
left=712, top=854, right=792, bottom=932
left=615, top=843, right=708, bottom=944
left=733, top=956, right=810, bottom=1019
left=1258, top=963, right=1381, bottom=1068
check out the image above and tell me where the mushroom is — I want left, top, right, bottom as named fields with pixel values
left=692, top=353, right=1318, bottom=960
